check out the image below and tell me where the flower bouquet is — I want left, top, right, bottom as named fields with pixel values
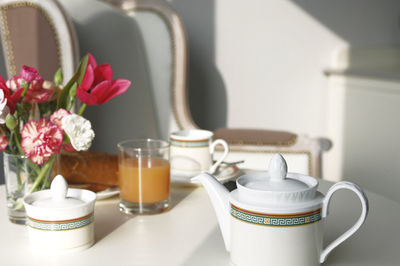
left=1, top=53, right=131, bottom=224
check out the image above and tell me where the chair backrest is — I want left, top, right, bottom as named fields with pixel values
left=110, top=0, right=198, bottom=140
left=0, top=0, right=79, bottom=82
left=58, top=0, right=162, bottom=153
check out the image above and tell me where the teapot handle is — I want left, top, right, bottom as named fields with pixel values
left=320, top=181, right=369, bottom=264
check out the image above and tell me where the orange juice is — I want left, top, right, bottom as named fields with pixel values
left=119, top=157, right=170, bottom=203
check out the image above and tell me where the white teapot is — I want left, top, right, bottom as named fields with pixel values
left=193, top=154, right=368, bottom=266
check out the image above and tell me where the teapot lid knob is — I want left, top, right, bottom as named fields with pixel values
left=269, top=154, right=287, bottom=181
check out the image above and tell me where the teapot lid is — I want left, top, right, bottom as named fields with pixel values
left=236, top=154, right=319, bottom=206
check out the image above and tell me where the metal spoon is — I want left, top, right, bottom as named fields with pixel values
left=214, top=160, right=245, bottom=167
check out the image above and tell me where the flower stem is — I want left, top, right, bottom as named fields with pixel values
left=20, top=83, right=29, bottom=98
left=78, top=103, right=87, bottom=115
left=14, top=155, right=55, bottom=210
left=13, top=132, right=23, bottom=155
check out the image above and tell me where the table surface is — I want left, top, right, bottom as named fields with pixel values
left=0, top=178, right=399, bottom=266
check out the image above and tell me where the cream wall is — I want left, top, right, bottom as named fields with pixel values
left=214, top=0, right=345, bottom=135
left=170, top=0, right=400, bottom=134
left=169, top=0, right=400, bottom=181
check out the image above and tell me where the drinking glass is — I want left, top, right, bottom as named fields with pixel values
left=118, top=139, right=170, bottom=214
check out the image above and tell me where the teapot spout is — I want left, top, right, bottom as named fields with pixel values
left=192, top=173, right=231, bottom=251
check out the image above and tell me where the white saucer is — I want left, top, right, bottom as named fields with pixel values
left=171, top=165, right=242, bottom=186
left=69, top=184, right=120, bottom=200
left=96, top=186, right=120, bottom=200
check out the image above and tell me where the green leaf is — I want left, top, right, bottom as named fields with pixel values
left=65, top=82, right=77, bottom=110
left=57, top=78, right=75, bottom=109
left=54, top=68, right=63, bottom=86
left=57, top=54, right=89, bottom=109
left=77, top=54, right=89, bottom=84
left=69, top=82, right=77, bottom=98
left=62, top=134, right=71, bottom=145
left=20, top=85, right=29, bottom=98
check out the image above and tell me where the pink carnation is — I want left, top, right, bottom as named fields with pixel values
left=50, top=108, right=76, bottom=152
left=0, top=135, right=8, bottom=151
left=21, top=118, right=63, bottom=165
left=6, top=76, right=24, bottom=92
left=50, top=108, right=71, bottom=129
left=25, top=80, right=56, bottom=104
left=6, top=67, right=56, bottom=104
left=20, top=65, right=41, bottom=83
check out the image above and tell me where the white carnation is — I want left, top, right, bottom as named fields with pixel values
left=62, top=114, right=95, bottom=151
left=0, top=90, right=9, bottom=124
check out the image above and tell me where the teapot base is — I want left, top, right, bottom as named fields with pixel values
left=230, top=215, right=323, bottom=266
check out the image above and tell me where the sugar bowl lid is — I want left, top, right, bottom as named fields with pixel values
left=24, top=175, right=96, bottom=221
left=32, top=175, right=85, bottom=208
left=235, top=154, right=319, bottom=207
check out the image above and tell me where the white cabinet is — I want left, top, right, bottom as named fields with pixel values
left=325, top=63, right=400, bottom=202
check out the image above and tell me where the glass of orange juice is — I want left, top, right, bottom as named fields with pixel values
left=117, top=139, right=170, bottom=214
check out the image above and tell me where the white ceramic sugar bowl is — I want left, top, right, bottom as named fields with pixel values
left=194, top=154, right=369, bottom=266
left=23, top=175, right=96, bottom=253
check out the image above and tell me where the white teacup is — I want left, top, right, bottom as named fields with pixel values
left=170, top=129, right=229, bottom=174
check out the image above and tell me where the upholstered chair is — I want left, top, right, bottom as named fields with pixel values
left=107, top=0, right=197, bottom=140
left=107, top=0, right=331, bottom=177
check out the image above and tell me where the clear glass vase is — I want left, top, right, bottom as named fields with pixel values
left=3, top=153, right=58, bottom=224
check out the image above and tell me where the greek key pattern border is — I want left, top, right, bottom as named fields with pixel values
left=231, top=205, right=321, bottom=227
left=27, top=213, right=93, bottom=231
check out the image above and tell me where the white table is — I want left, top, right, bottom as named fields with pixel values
left=0, top=179, right=399, bottom=266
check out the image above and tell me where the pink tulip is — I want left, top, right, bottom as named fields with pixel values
left=77, top=53, right=131, bottom=105
left=21, top=118, right=63, bottom=165
left=6, top=88, right=23, bottom=114
left=0, top=75, right=22, bottom=114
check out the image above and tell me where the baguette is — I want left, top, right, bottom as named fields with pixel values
left=57, top=151, right=118, bottom=186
